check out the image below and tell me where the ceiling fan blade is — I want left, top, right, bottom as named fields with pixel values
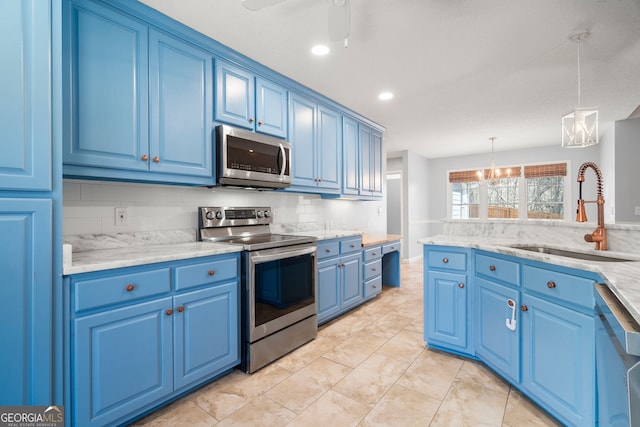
left=241, top=0, right=289, bottom=11
left=328, top=0, right=350, bottom=41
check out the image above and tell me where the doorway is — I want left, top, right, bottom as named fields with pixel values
left=386, top=170, right=402, bottom=236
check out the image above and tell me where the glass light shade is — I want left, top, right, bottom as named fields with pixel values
left=562, top=107, right=599, bottom=148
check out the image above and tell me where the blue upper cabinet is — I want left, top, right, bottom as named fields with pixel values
left=317, top=105, right=341, bottom=191
left=0, top=0, right=52, bottom=191
left=255, top=77, right=288, bottom=138
left=149, top=29, right=213, bottom=177
left=341, top=118, right=382, bottom=199
left=64, top=0, right=149, bottom=172
left=215, top=59, right=255, bottom=130
left=288, top=93, right=341, bottom=194
left=289, top=93, right=317, bottom=188
left=342, top=116, right=360, bottom=196
left=215, top=59, right=288, bottom=138
left=63, top=0, right=214, bottom=185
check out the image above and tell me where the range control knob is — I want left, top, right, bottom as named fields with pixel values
left=256, top=210, right=264, bottom=218
left=264, top=210, right=271, bottom=218
left=215, top=210, right=223, bottom=219
left=205, top=211, right=215, bottom=220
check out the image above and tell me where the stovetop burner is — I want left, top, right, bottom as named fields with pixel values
left=198, top=206, right=315, bottom=251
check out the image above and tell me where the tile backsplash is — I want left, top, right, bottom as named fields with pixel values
left=63, top=180, right=385, bottom=238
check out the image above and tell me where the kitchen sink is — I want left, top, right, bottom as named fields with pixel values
left=509, top=245, right=635, bottom=262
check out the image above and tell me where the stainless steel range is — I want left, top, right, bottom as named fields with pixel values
left=198, top=206, right=317, bottom=373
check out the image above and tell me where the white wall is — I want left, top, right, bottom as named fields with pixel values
left=613, top=116, right=640, bottom=222
left=62, top=180, right=386, bottom=237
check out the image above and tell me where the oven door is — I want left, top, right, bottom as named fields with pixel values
left=246, top=243, right=317, bottom=342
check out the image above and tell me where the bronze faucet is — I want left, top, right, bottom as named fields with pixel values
left=576, top=162, right=607, bottom=250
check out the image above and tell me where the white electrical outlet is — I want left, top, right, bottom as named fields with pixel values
left=635, top=206, right=640, bottom=216
left=115, top=207, right=128, bottom=226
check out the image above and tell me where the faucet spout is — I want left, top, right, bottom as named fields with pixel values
left=576, top=162, right=607, bottom=250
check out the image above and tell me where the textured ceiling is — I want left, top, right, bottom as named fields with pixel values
left=140, top=0, right=640, bottom=159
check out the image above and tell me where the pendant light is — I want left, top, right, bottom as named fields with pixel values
left=562, top=30, right=599, bottom=148
left=477, top=137, right=500, bottom=185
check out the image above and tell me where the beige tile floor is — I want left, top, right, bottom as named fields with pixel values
left=134, top=260, right=561, bottom=426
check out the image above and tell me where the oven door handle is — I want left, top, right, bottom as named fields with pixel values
left=250, top=245, right=316, bottom=264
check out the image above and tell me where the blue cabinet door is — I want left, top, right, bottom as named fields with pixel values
left=521, top=293, right=595, bottom=426
left=289, top=93, right=317, bottom=188
left=0, top=199, right=52, bottom=405
left=475, top=277, right=520, bottom=383
left=359, top=125, right=372, bottom=195
left=317, top=106, right=341, bottom=192
left=425, top=270, right=469, bottom=353
left=215, top=59, right=255, bottom=129
left=317, top=258, right=341, bottom=323
left=64, top=0, right=149, bottom=171
left=256, top=77, right=287, bottom=138
left=73, top=297, right=173, bottom=427
left=0, top=0, right=51, bottom=191
left=173, top=281, right=239, bottom=390
left=341, top=252, right=363, bottom=310
left=342, top=116, right=360, bottom=196
left=149, top=30, right=213, bottom=178
left=371, top=130, right=383, bottom=196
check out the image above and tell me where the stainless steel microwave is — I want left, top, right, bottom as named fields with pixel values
left=216, top=125, right=291, bottom=189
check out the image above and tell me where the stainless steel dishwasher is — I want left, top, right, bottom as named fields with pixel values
left=594, top=283, right=640, bottom=427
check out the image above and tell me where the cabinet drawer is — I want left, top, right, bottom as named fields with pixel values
left=475, top=253, right=520, bottom=286
left=364, top=276, right=382, bottom=299
left=383, top=241, right=400, bottom=254
left=340, top=236, right=362, bottom=254
left=175, top=256, right=238, bottom=291
left=522, top=265, right=595, bottom=309
left=74, top=268, right=171, bottom=312
left=318, top=240, right=340, bottom=259
left=427, top=249, right=467, bottom=271
left=363, top=245, right=382, bottom=262
left=364, top=259, right=382, bottom=281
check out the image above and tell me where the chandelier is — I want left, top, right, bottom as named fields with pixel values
left=561, top=30, right=599, bottom=148
left=477, top=137, right=501, bottom=185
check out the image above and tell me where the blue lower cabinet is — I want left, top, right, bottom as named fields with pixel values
left=521, top=293, right=595, bottom=426
left=73, top=297, right=174, bottom=426
left=425, top=270, right=470, bottom=354
left=173, top=283, right=238, bottom=390
left=475, top=277, right=520, bottom=383
left=317, top=237, right=363, bottom=324
left=67, top=254, right=240, bottom=426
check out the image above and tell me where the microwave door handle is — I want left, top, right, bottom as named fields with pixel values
left=278, top=143, right=286, bottom=177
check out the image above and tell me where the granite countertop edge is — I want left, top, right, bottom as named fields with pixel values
left=419, top=235, right=640, bottom=325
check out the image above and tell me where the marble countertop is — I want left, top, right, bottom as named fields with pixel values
left=419, top=235, right=640, bottom=325
left=63, top=242, right=243, bottom=275
left=362, top=234, right=402, bottom=247
left=287, top=229, right=364, bottom=240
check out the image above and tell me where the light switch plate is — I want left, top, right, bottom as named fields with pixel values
left=115, top=207, right=128, bottom=226
left=635, top=206, right=640, bottom=216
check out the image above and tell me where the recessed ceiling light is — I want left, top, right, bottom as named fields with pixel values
left=311, top=45, right=330, bottom=56
left=378, top=92, right=394, bottom=101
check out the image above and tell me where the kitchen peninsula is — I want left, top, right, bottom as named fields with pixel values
left=419, top=219, right=640, bottom=426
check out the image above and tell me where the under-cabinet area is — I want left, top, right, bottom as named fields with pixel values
left=423, top=243, right=640, bottom=427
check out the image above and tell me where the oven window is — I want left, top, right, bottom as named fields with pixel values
left=254, top=253, right=314, bottom=327
left=227, top=135, right=290, bottom=175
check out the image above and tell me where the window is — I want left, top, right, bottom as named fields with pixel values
left=448, top=162, right=568, bottom=221
left=486, top=167, right=520, bottom=219
left=525, top=163, right=567, bottom=220
left=449, top=170, right=480, bottom=219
